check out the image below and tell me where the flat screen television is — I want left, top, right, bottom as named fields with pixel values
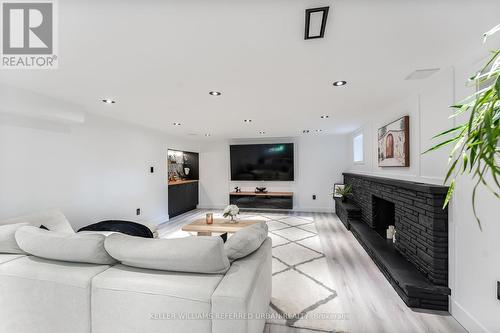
left=230, top=143, right=294, bottom=181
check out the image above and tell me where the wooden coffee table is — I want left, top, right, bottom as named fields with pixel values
left=182, top=218, right=262, bottom=236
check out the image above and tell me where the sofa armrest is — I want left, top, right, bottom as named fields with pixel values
left=211, top=237, right=272, bottom=333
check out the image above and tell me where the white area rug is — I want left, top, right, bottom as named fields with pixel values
left=260, top=214, right=346, bottom=332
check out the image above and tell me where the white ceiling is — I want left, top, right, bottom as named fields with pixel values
left=1, top=0, right=499, bottom=139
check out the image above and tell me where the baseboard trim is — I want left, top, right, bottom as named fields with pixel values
left=294, top=207, right=334, bottom=213
left=450, top=298, right=489, bottom=333
left=197, top=204, right=226, bottom=210
left=150, top=214, right=169, bottom=224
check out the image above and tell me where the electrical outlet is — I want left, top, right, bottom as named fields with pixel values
left=136, top=208, right=141, bottom=216
left=312, top=194, right=316, bottom=200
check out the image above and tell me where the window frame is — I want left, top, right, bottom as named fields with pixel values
left=353, top=131, right=364, bottom=164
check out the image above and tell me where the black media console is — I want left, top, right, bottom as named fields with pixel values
left=229, top=192, right=293, bottom=210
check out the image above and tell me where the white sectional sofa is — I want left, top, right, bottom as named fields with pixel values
left=0, top=211, right=272, bottom=333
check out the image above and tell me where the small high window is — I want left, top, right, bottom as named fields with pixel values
left=353, top=133, right=364, bottom=163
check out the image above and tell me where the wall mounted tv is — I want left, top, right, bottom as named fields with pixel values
left=230, top=143, right=294, bottom=181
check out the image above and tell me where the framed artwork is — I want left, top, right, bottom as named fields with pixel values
left=333, top=184, right=345, bottom=198
left=378, top=116, right=409, bottom=167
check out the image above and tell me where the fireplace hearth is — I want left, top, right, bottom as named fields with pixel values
left=335, top=173, right=451, bottom=311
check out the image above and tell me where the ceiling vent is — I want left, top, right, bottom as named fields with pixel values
left=405, top=68, right=440, bottom=80
left=305, top=7, right=329, bottom=40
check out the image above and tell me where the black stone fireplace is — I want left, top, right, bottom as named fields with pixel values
left=334, top=173, right=451, bottom=311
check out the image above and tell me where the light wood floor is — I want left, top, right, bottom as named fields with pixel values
left=158, top=210, right=467, bottom=333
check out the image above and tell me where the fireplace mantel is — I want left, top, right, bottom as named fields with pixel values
left=342, top=172, right=448, bottom=194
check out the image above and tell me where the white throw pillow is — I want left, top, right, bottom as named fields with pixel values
left=224, top=222, right=268, bottom=261
left=105, top=233, right=230, bottom=274
left=15, top=226, right=116, bottom=264
left=1, top=209, right=74, bottom=234
left=0, top=223, right=30, bottom=254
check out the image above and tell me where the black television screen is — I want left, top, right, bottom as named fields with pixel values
left=230, top=143, right=294, bottom=181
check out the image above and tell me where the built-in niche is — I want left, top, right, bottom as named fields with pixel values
left=167, top=149, right=199, bottom=181
left=167, top=149, right=199, bottom=218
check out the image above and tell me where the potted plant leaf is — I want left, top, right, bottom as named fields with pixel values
left=334, top=184, right=353, bottom=202
left=424, top=23, right=500, bottom=229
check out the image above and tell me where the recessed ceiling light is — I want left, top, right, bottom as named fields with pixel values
left=320, top=115, right=329, bottom=119
left=102, top=98, right=115, bottom=104
left=259, top=131, right=266, bottom=135
left=333, top=81, right=347, bottom=87
left=209, top=91, right=222, bottom=96
left=173, top=122, right=181, bottom=126
left=302, top=129, right=310, bottom=133
left=244, top=119, right=252, bottom=123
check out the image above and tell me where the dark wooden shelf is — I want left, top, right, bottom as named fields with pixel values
left=230, top=191, right=293, bottom=197
left=168, top=180, right=199, bottom=186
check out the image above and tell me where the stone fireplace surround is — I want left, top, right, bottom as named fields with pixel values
left=336, top=173, right=451, bottom=310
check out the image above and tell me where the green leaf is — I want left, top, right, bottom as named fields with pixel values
left=483, top=23, right=500, bottom=42
left=422, top=136, right=461, bottom=154
left=471, top=179, right=482, bottom=230
left=430, top=28, right=499, bottom=230
left=444, top=158, right=459, bottom=184
left=431, top=124, right=467, bottom=139
left=443, top=180, right=455, bottom=209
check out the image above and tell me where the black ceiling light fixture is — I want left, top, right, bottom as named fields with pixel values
left=333, top=80, right=347, bottom=87
left=304, top=6, right=329, bottom=40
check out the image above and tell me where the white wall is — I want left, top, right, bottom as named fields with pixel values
left=348, top=67, right=454, bottom=183
left=198, top=135, right=350, bottom=212
left=0, top=112, right=200, bottom=230
left=346, top=55, right=500, bottom=331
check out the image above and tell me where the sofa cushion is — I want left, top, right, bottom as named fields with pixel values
left=0, top=223, right=29, bottom=254
left=15, top=226, right=116, bottom=265
left=1, top=209, right=74, bottom=234
left=91, top=264, right=223, bottom=333
left=224, top=222, right=268, bottom=261
left=93, top=264, right=224, bottom=303
left=0, top=255, right=111, bottom=288
left=0, top=256, right=111, bottom=333
left=105, top=233, right=230, bottom=273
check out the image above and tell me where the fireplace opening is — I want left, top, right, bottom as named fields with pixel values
left=372, top=196, right=395, bottom=239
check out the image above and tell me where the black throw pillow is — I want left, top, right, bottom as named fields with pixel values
left=220, top=233, right=228, bottom=243
left=78, top=220, right=154, bottom=238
